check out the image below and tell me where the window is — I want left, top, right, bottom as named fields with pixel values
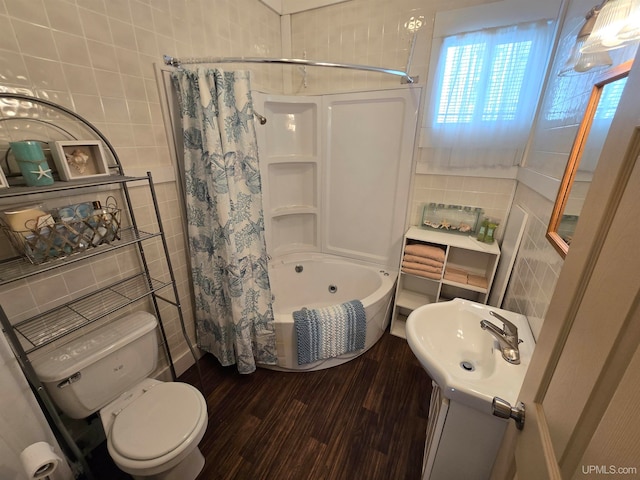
left=425, top=20, right=553, bottom=151
left=437, top=39, right=534, bottom=124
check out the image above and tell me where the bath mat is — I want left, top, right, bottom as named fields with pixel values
left=293, top=300, right=366, bottom=365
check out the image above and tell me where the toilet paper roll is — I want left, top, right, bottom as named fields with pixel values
left=20, top=442, right=61, bottom=479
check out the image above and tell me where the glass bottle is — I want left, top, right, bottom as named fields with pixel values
left=477, top=218, right=489, bottom=242
left=484, top=220, right=498, bottom=243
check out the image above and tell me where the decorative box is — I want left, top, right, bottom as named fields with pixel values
left=421, top=203, right=483, bottom=235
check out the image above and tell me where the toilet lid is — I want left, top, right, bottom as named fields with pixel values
left=110, top=383, right=204, bottom=461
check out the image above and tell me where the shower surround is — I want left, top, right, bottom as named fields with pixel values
left=253, top=86, right=421, bottom=370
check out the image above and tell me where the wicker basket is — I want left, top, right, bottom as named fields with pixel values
left=1, top=204, right=121, bottom=264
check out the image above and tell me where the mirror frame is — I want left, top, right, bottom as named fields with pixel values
left=546, top=60, right=633, bottom=258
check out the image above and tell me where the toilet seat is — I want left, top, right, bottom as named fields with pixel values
left=111, top=382, right=204, bottom=461
left=105, top=380, right=208, bottom=477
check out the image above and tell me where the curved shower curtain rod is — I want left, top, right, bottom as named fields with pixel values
left=163, top=54, right=416, bottom=83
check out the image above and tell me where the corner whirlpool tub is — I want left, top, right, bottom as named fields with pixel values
left=260, top=253, right=397, bottom=371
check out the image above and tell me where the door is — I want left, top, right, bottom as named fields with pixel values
left=491, top=53, right=640, bottom=478
left=322, top=88, right=420, bottom=268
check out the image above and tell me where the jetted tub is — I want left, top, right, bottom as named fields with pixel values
left=260, top=253, right=397, bottom=371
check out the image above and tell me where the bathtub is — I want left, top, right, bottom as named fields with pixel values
left=260, top=253, right=397, bottom=371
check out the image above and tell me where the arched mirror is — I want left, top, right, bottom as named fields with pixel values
left=546, top=60, right=632, bottom=257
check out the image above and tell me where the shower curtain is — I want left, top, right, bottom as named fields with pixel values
left=172, top=68, right=276, bottom=374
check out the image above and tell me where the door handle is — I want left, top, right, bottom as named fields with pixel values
left=492, top=397, right=525, bottom=430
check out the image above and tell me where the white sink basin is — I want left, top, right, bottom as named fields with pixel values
left=406, top=298, right=535, bottom=414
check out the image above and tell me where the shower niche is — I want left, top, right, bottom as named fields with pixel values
left=257, top=98, right=321, bottom=255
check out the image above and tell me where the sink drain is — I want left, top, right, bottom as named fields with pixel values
left=460, top=361, right=475, bottom=372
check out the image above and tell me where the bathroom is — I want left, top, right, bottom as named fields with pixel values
left=1, top=0, right=639, bottom=478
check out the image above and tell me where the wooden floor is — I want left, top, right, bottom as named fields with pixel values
left=90, top=332, right=432, bottom=480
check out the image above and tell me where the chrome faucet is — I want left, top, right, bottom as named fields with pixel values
left=480, top=310, right=521, bottom=365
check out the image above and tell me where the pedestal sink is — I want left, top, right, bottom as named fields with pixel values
left=406, top=298, right=536, bottom=479
left=406, top=298, right=535, bottom=414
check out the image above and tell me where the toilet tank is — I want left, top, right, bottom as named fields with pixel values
left=32, top=311, right=159, bottom=419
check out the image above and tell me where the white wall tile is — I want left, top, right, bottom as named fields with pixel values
left=106, top=0, right=132, bottom=23
left=130, top=1, right=154, bottom=31
left=12, top=19, right=59, bottom=60
left=79, top=0, right=107, bottom=16
left=109, top=18, right=137, bottom=50
left=79, top=8, right=113, bottom=43
left=61, top=64, right=98, bottom=95
left=45, top=0, right=83, bottom=35
left=0, top=50, right=30, bottom=86
left=87, top=40, right=120, bottom=72
left=0, top=14, right=19, bottom=51
left=53, top=31, right=92, bottom=66
left=23, top=56, right=68, bottom=90
left=4, top=0, right=49, bottom=27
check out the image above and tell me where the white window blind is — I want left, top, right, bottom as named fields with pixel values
left=424, top=20, right=553, bottom=155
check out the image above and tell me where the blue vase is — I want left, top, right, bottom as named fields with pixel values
left=10, top=141, right=54, bottom=187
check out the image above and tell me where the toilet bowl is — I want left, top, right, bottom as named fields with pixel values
left=100, top=378, right=208, bottom=480
left=31, top=311, right=208, bottom=480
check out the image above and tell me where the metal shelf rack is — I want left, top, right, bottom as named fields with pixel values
left=0, top=93, right=200, bottom=480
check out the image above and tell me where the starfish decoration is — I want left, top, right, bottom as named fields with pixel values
left=30, top=164, right=52, bottom=179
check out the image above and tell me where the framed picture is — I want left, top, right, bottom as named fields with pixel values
left=49, top=140, right=110, bottom=181
left=0, top=167, right=8, bottom=189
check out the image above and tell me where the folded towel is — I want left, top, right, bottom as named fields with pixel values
left=468, top=274, right=488, bottom=289
left=404, top=244, right=446, bottom=262
left=402, top=260, right=442, bottom=274
left=444, top=267, right=468, bottom=284
left=401, top=267, right=442, bottom=280
left=293, top=300, right=366, bottom=365
left=403, top=254, right=444, bottom=269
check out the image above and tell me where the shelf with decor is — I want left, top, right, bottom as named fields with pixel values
left=390, top=226, right=500, bottom=339
left=0, top=226, right=161, bottom=285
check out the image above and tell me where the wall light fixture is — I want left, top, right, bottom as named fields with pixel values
left=581, top=0, right=640, bottom=53
left=559, top=4, right=613, bottom=75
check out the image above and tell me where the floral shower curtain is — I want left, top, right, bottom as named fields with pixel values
left=172, top=68, right=276, bottom=373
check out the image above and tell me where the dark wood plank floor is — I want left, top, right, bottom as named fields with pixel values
left=90, top=332, right=432, bottom=480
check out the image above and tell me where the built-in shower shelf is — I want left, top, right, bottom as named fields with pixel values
left=271, top=206, right=318, bottom=216
left=13, top=272, right=172, bottom=353
left=0, top=227, right=161, bottom=286
left=267, top=156, right=318, bottom=163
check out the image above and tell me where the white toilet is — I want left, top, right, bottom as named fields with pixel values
left=32, top=311, right=208, bottom=480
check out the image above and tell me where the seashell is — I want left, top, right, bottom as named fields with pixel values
left=458, top=223, right=471, bottom=232
left=65, top=149, right=90, bottom=174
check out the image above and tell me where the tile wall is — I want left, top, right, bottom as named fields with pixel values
left=289, top=0, right=495, bottom=95
left=409, top=174, right=516, bottom=240
left=501, top=185, right=563, bottom=339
